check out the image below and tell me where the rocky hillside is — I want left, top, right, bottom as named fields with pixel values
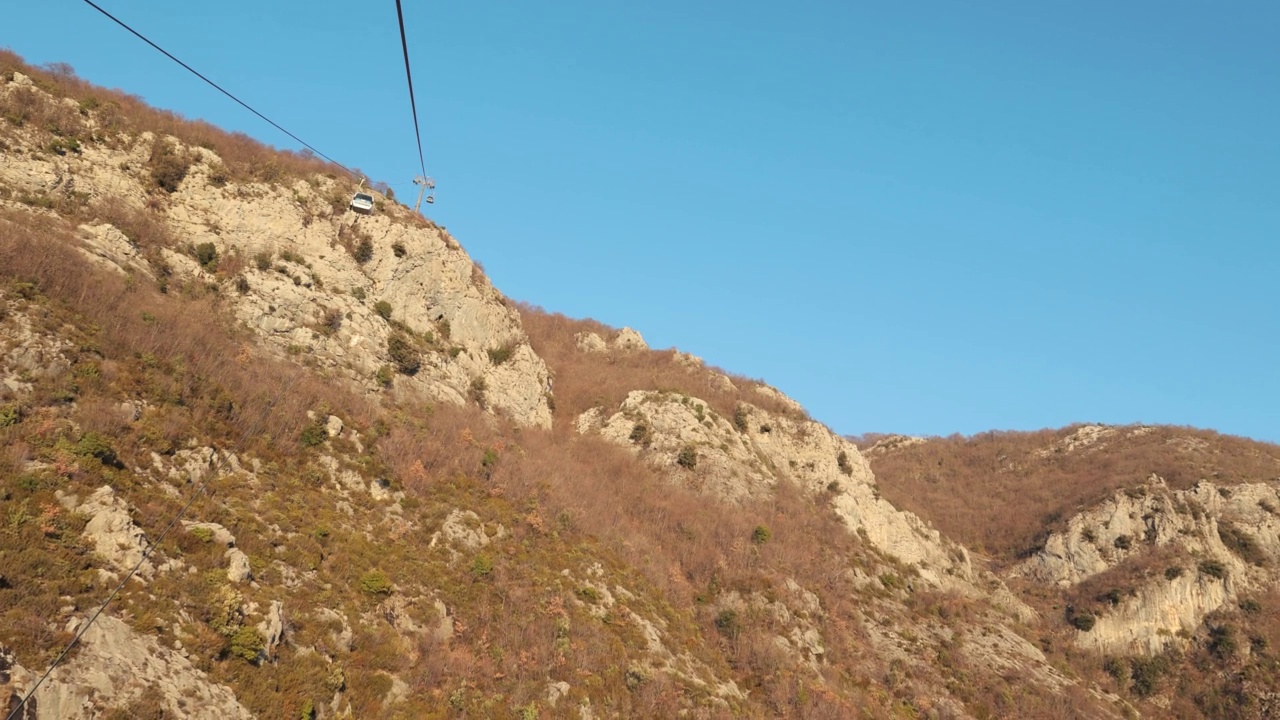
left=2, top=52, right=1278, bottom=719
left=867, top=425, right=1280, bottom=717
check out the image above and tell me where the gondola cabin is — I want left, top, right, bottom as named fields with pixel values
left=349, top=193, right=375, bottom=214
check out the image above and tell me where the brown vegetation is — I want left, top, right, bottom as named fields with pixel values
left=0, top=206, right=899, bottom=715
left=517, top=303, right=804, bottom=430
left=0, top=51, right=1185, bottom=717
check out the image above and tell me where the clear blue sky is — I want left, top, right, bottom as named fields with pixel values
left=6, top=2, right=1279, bottom=443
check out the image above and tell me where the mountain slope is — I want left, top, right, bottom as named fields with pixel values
left=3, top=51, right=1277, bottom=719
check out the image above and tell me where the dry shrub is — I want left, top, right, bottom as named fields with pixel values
left=1064, top=544, right=1188, bottom=620
left=148, top=137, right=191, bottom=193
left=518, top=302, right=803, bottom=428
left=0, top=208, right=371, bottom=456
left=74, top=396, right=130, bottom=438
left=89, top=196, right=176, bottom=250
left=0, top=81, right=85, bottom=141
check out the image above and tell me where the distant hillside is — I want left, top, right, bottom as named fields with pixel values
left=864, top=424, right=1280, bottom=561
left=867, top=425, right=1280, bottom=716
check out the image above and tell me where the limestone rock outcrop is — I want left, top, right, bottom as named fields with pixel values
left=60, top=486, right=154, bottom=581
left=1016, top=475, right=1280, bottom=654
left=0, top=616, right=252, bottom=720
left=611, top=327, right=647, bottom=351
left=577, top=390, right=974, bottom=585
left=0, top=78, right=552, bottom=427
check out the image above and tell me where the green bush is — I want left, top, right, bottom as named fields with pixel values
left=751, top=525, right=771, bottom=545
left=359, top=569, right=393, bottom=595
left=1164, top=566, right=1184, bottom=580
left=1208, top=624, right=1237, bottom=660
left=1098, top=588, right=1123, bottom=606
left=300, top=419, right=328, bottom=447
left=228, top=626, right=265, bottom=663
left=1102, top=656, right=1127, bottom=682
left=234, top=275, right=250, bottom=293
left=837, top=450, right=853, bottom=476
left=190, top=526, right=214, bottom=543
left=1198, top=560, right=1228, bottom=580
left=387, top=333, right=420, bottom=375
left=470, top=554, right=494, bottom=579
left=486, top=344, right=514, bottom=365
left=47, top=137, right=81, bottom=156
left=676, top=445, right=698, bottom=470
left=468, top=376, right=487, bottom=408
left=374, top=301, right=392, bottom=321
left=374, top=365, right=393, bottom=388
left=732, top=404, right=748, bottom=433
left=350, top=286, right=366, bottom=300
left=1129, top=655, right=1168, bottom=697
left=253, top=251, right=271, bottom=271
left=714, top=609, right=740, bottom=639
left=391, top=241, right=406, bottom=258
left=194, top=242, right=218, bottom=271
left=0, top=403, right=22, bottom=427
left=628, top=423, right=651, bottom=447
left=75, top=432, right=119, bottom=465
left=1069, top=610, right=1096, bottom=632
left=352, top=238, right=373, bottom=264
left=148, top=139, right=190, bottom=193
left=1113, top=535, right=1132, bottom=550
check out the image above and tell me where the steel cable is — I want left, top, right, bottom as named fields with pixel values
left=394, top=0, right=429, bottom=179
left=80, top=0, right=359, bottom=177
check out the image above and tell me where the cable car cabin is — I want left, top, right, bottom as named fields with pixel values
left=349, top=193, right=375, bottom=214
left=425, top=195, right=435, bottom=205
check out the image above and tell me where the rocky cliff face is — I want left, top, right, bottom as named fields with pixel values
left=576, top=388, right=975, bottom=585
left=0, top=72, right=551, bottom=427
left=1015, top=474, right=1280, bottom=654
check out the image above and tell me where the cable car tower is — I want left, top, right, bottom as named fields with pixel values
left=413, top=175, right=436, bottom=212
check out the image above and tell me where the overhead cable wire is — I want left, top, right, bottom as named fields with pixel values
left=80, top=0, right=359, bottom=177
left=394, top=0, right=429, bottom=178
left=5, top=367, right=308, bottom=720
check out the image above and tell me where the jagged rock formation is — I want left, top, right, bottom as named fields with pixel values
left=1016, top=474, right=1280, bottom=654
left=576, top=389, right=975, bottom=585
left=1, top=616, right=253, bottom=720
